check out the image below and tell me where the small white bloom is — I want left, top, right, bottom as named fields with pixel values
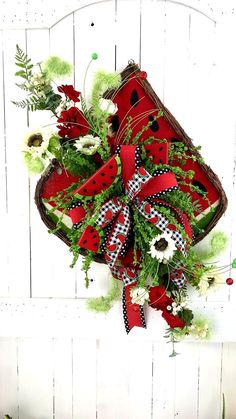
left=99, top=98, right=118, bottom=115
left=37, top=90, right=46, bottom=99
left=171, top=302, right=179, bottom=315
left=130, top=287, right=149, bottom=306
left=74, top=135, right=101, bottom=155
left=197, top=269, right=222, bottom=296
left=32, top=73, right=45, bottom=87
left=148, top=232, right=176, bottom=263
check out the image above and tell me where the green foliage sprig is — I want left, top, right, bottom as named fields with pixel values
left=58, top=141, right=99, bottom=177
left=13, top=46, right=65, bottom=112
left=14, top=44, right=33, bottom=81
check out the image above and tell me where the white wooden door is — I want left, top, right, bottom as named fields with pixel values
left=0, top=1, right=236, bottom=418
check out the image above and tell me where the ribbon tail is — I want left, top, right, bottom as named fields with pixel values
left=104, top=205, right=131, bottom=268
left=122, top=284, right=146, bottom=334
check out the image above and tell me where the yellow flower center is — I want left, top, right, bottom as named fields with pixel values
left=207, top=276, right=215, bottom=286
left=154, top=238, right=168, bottom=251
left=28, top=133, right=43, bottom=147
left=82, top=142, right=94, bottom=149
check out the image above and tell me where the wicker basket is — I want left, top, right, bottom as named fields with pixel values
left=35, top=63, right=227, bottom=263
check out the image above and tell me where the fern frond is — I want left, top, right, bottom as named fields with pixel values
left=12, top=95, right=40, bottom=111
left=80, top=95, right=89, bottom=119
left=15, top=44, right=33, bottom=81
left=15, top=82, right=29, bottom=91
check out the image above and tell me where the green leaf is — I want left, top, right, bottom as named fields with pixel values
left=15, top=70, right=26, bottom=76
left=178, top=308, right=194, bottom=325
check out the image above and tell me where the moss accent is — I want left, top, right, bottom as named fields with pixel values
left=87, top=277, right=121, bottom=312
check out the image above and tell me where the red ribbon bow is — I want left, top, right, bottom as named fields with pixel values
left=70, top=144, right=192, bottom=332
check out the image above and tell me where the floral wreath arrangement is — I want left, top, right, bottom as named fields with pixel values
left=14, top=45, right=235, bottom=354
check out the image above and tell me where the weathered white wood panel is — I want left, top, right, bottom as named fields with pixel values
left=1, top=29, right=31, bottom=298
left=141, top=0, right=167, bottom=101
left=17, top=338, right=53, bottom=418
left=0, top=338, right=18, bottom=418
left=152, top=341, right=176, bottom=418
left=1, top=0, right=236, bottom=29
left=115, top=0, right=141, bottom=69
left=0, top=1, right=236, bottom=418
left=0, top=29, right=9, bottom=297
left=222, top=343, right=236, bottom=418
left=0, top=338, right=235, bottom=419
left=198, top=343, right=222, bottom=418
left=96, top=339, right=153, bottom=418
left=74, top=2, right=116, bottom=99
left=53, top=338, right=73, bottom=419
left=72, top=339, right=97, bottom=418
left=174, top=342, right=199, bottom=418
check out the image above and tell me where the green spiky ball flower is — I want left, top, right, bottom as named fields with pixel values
left=24, top=154, right=45, bottom=174
left=195, top=231, right=228, bottom=261
left=87, top=277, right=121, bottom=313
left=42, top=56, right=72, bottom=80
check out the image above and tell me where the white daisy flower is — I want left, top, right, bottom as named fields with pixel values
left=99, top=98, right=118, bottom=115
left=197, top=269, right=222, bottom=296
left=22, top=128, right=52, bottom=158
left=148, top=232, right=176, bottom=263
left=130, top=287, right=149, bottom=306
left=74, top=135, right=101, bottom=155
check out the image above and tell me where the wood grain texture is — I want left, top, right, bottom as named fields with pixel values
left=17, top=338, right=53, bottom=418
left=0, top=338, right=18, bottom=418
left=2, top=29, right=31, bottom=297
left=0, top=1, right=236, bottom=418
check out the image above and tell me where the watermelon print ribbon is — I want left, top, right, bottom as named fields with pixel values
left=70, top=144, right=192, bottom=333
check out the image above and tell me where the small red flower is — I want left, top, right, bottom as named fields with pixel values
left=162, top=311, right=185, bottom=329
left=57, top=85, right=81, bottom=102
left=149, top=286, right=185, bottom=329
left=57, top=107, right=89, bottom=139
left=149, top=286, right=172, bottom=310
